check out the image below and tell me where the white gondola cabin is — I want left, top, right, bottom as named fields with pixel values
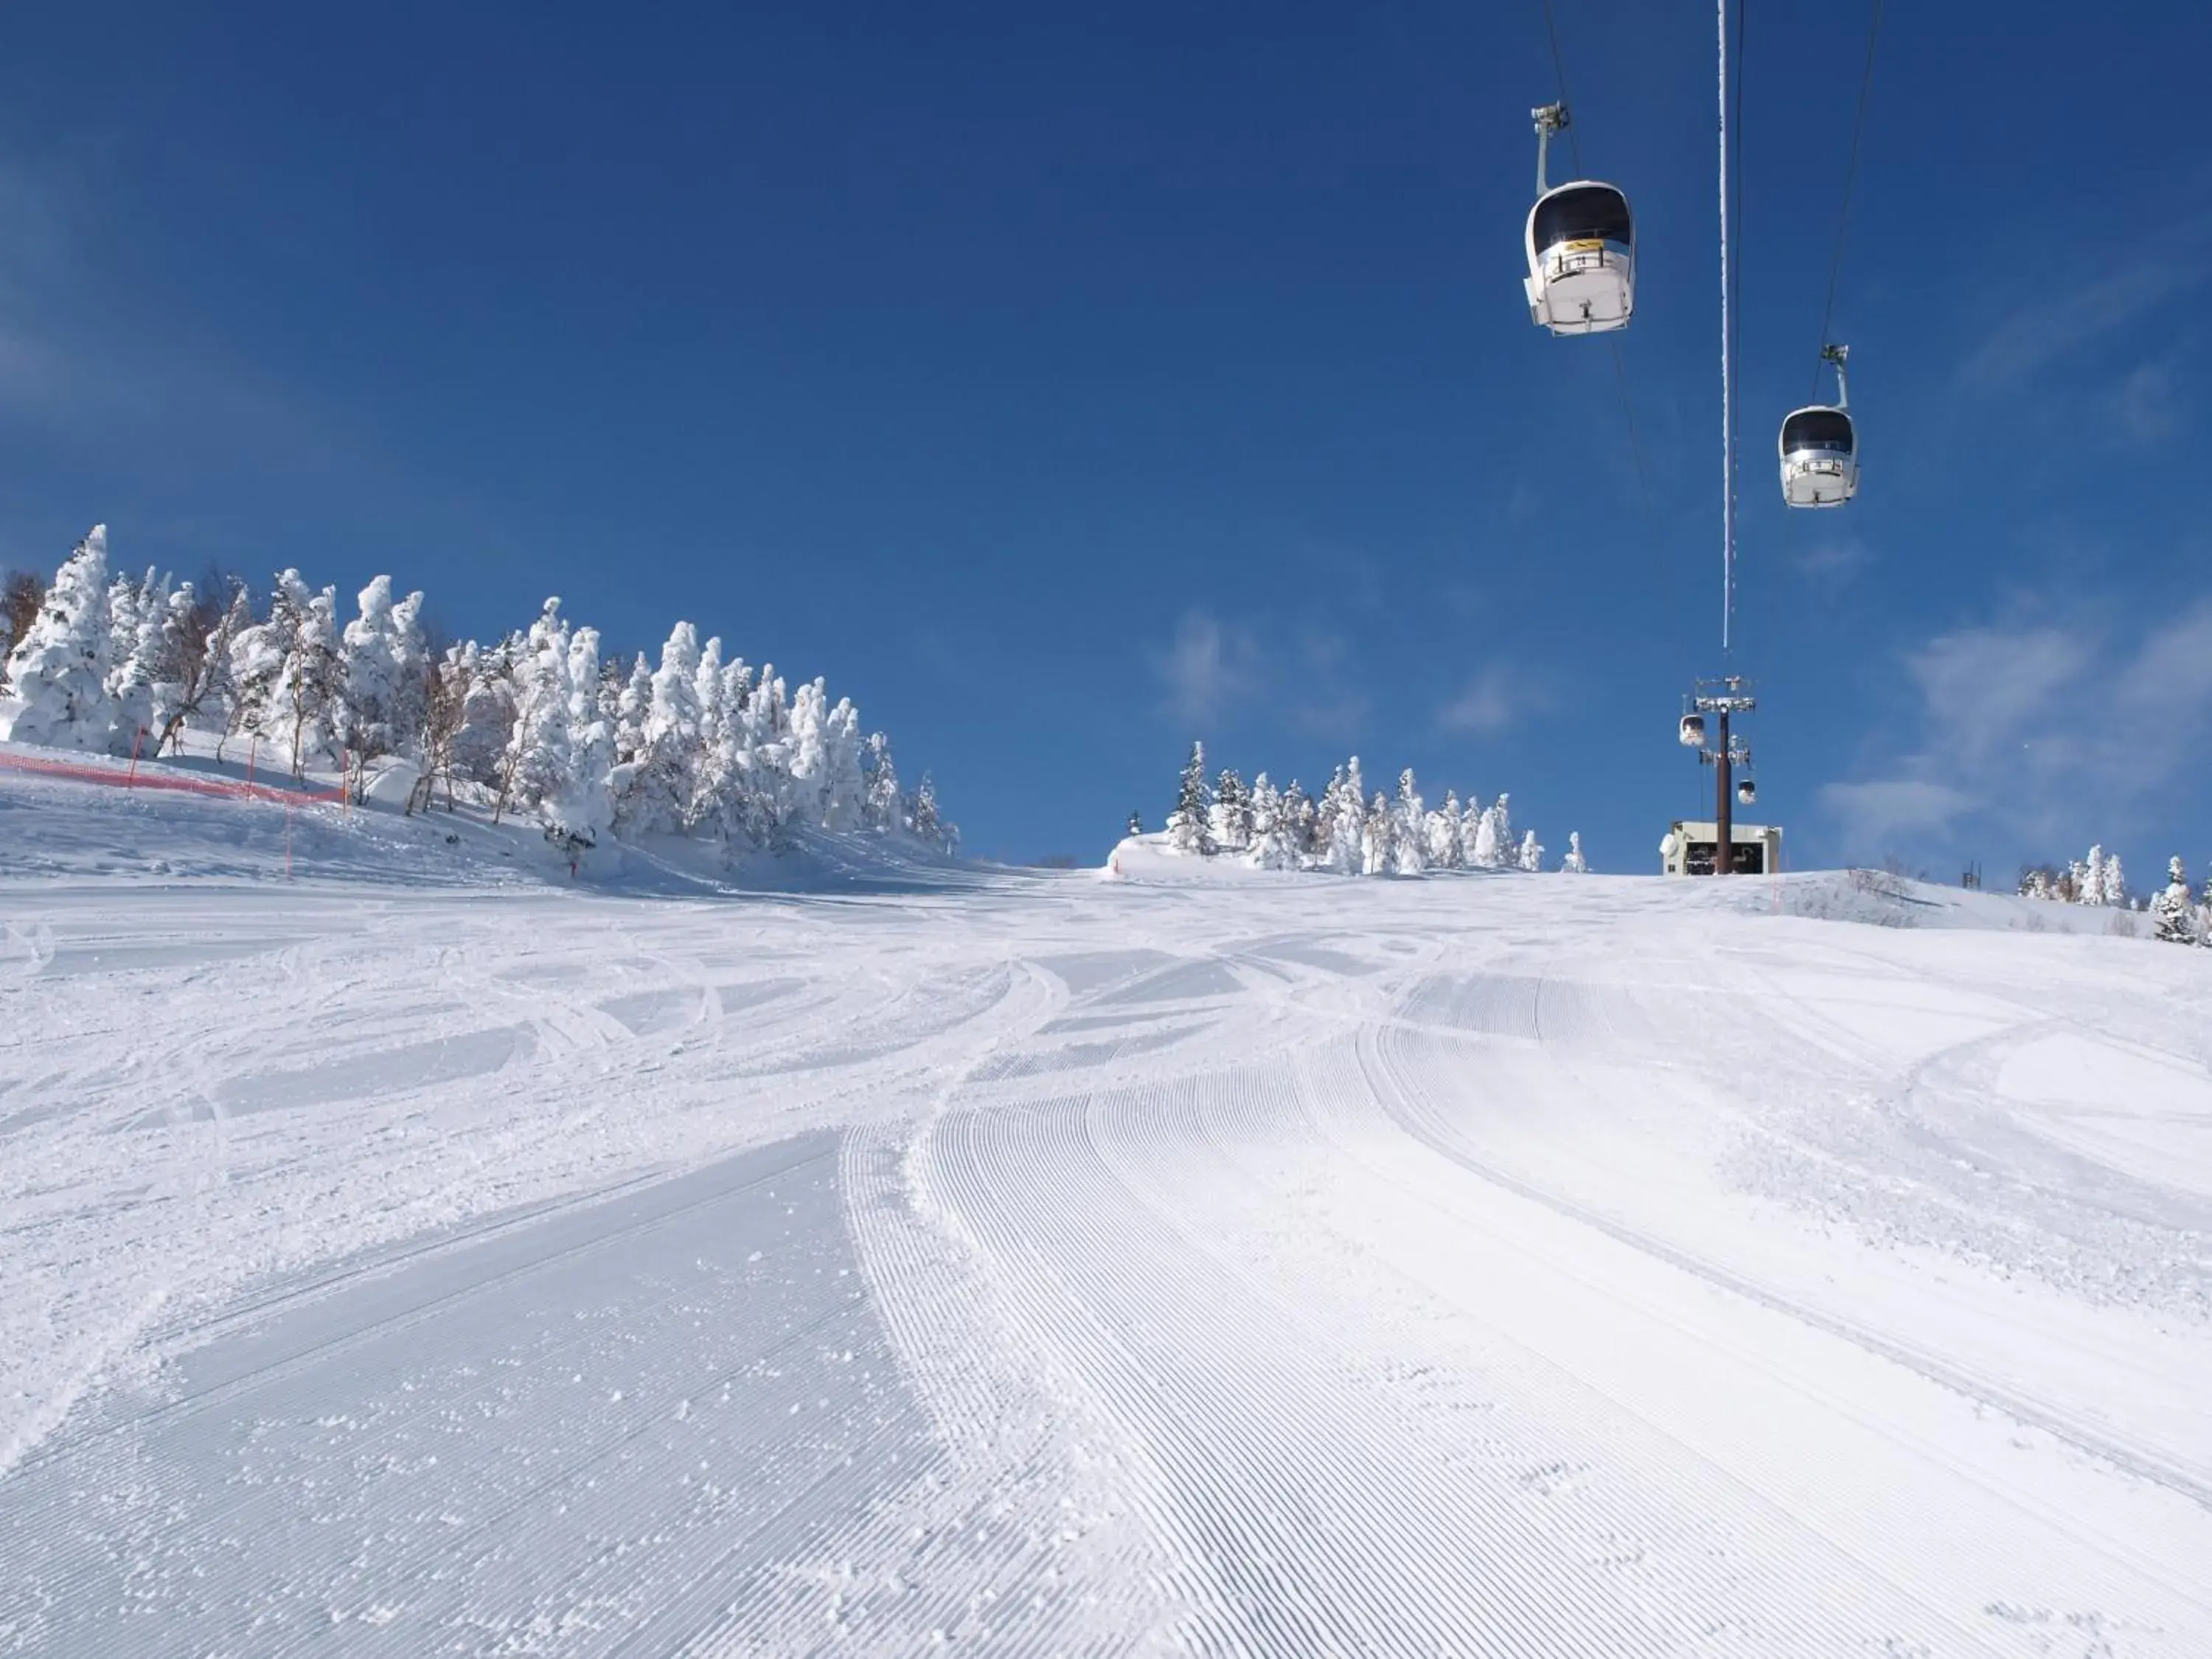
left=1524, top=104, right=1635, bottom=336
left=1737, top=778, right=1757, bottom=805
left=1779, top=344, right=1858, bottom=508
left=1678, top=713, right=1706, bottom=748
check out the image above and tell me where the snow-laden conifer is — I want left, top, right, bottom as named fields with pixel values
left=612, top=653, right=651, bottom=766
left=2152, top=857, right=2198, bottom=944
left=1426, top=791, right=1463, bottom=869
left=167, top=580, right=245, bottom=755
left=1517, top=829, right=1545, bottom=872
left=106, top=568, right=167, bottom=750
left=288, top=584, right=344, bottom=776
left=613, top=623, right=701, bottom=836
left=1391, top=769, right=1426, bottom=875
left=0, top=527, right=117, bottom=750
left=1246, top=773, right=1298, bottom=869
left=1362, top=791, right=1396, bottom=876
left=226, top=575, right=297, bottom=765
left=1560, top=831, right=1590, bottom=874
left=1281, top=780, right=1316, bottom=861
left=863, top=733, right=902, bottom=832
left=1168, top=742, right=1215, bottom=855
left=339, top=576, right=429, bottom=771
left=498, top=599, right=574, bottom=825
left=821, top=695, right=867, bottom=832
left=1320, top=760, right=1366, bottom=874
left=1469, top=798, right=1503, bottom=869
left=2079, top=847, right=2106, bottom=905
left=2099, top=852, right=2126, bottom=908
left=540, top=623, right=612, bottom=856
left=1213, top=768, right=1252, bottom=853
left=911, top=771, right=949, bottom=851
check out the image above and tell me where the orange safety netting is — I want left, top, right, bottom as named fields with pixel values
left=0, top=748, right=346, bottom=806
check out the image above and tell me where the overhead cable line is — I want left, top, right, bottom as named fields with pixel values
left=1537, top=0, right=1674, bottom=616
left=1728, top=0, right=1745, bottom=652
left=1540, top=0, right=1582, bottom=174
left=1812, top=0, right=1883, bottom=393
left=1717, top=0, right=1737, bottom=652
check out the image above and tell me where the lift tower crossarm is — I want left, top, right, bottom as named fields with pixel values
left=1532, top=102, right=1571, bottom=195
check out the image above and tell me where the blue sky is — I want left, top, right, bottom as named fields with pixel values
left=2, top=1, right=2208, bottom=878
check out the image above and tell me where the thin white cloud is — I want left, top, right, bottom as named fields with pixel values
left=2099, top=358, right=2183, bottom=445
left=1793, top=535, right=1873, bottom=588
left=1155, top=611, right=1262, bottom=727
left=1436, top=664, right=1526, bottom=737
left=1823, top=593, right=2212, bottom=863
left=1818, top=780, right=1976, bottom=849
left=1959, top=235, right=2210, bottom=394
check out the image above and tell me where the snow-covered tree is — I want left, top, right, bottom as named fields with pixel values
left=0, top=527, right=118, bottom=751
left=338, top=575, right=429, bottom=777
left=412, top=644, right=473, bottom=811
left=2079, top=846, right=2107, bottom=906
left=1517, top=828, right=1545, bottom=872
left=1316, top=760, right=1366, bottom=874
left=497, top=598, right=574, bottom=825
left=286, top=583, right=344, bottom=776
left=2152, top=857, right=2199, bottom=945
left=821, top=696, right=867, bottom=832
left=105, top=567, right=166, bottom=750
left=612, top=653, right=651, bottom=767
left=1282, top=779, right=1316, bottom=861
left=540, top=623, right=613, bottom=858
left=1426, top=790, right=1464, bottom=869
left=911, top=771, right=950, bottom=852
left=450, top=636, right=520, bottom=786
left=1390, top=769, right=1426, bottom=875
left=1361, top=790, right=1397, bottom=875
left=136, top=578, right=207, bottom=751
left=1560, top=831, right=1590, bottom=874
left=0, top=569, right=46, bottom=692
left=168, top=580, right=248, bottom=755
left=863, top=732, right=902, bottom=832
left=1246, top=772, right=1298, bottom=869
left=1213, top=768, right=1252, bottom=853
left=1468, top=795, right=1503, bottom=869
left=226, top=574, right=297, bottom=765
left=613, top=622, right=702, bottom=837
left=232, top=571, right=341, bottom=777
left=2098, top=851, right=2127, bottom=908
left=1168, top=742, right=1215, bottom=855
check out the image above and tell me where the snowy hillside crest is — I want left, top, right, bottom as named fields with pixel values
left=0, top=525, right=956, bottom=869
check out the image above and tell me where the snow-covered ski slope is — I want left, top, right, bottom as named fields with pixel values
left=4, top=779, right=2211, bottom=1655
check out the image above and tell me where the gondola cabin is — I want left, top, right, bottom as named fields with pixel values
left=1678, top=713, right=1706, bottom=748
left=1779, top=343, right=1858, bottom=508
left=1525, top=183, right=1635, bottom=335
left=1778, top=406, right=1857, bottom=507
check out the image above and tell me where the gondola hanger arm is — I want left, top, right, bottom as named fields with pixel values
left=1532, top=102, right=1570, bottom=195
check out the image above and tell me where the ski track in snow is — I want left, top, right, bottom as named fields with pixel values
left=4, top=824, right=2212, bottom=1652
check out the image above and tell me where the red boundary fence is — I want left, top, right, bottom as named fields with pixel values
left=0, top=747, right=346, bottom=807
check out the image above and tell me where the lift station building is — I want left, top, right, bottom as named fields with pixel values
left=1660, top=820, right=1784, bottom=877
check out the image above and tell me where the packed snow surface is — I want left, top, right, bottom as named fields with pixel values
left=4, top=783, right=2211, bottom=1655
